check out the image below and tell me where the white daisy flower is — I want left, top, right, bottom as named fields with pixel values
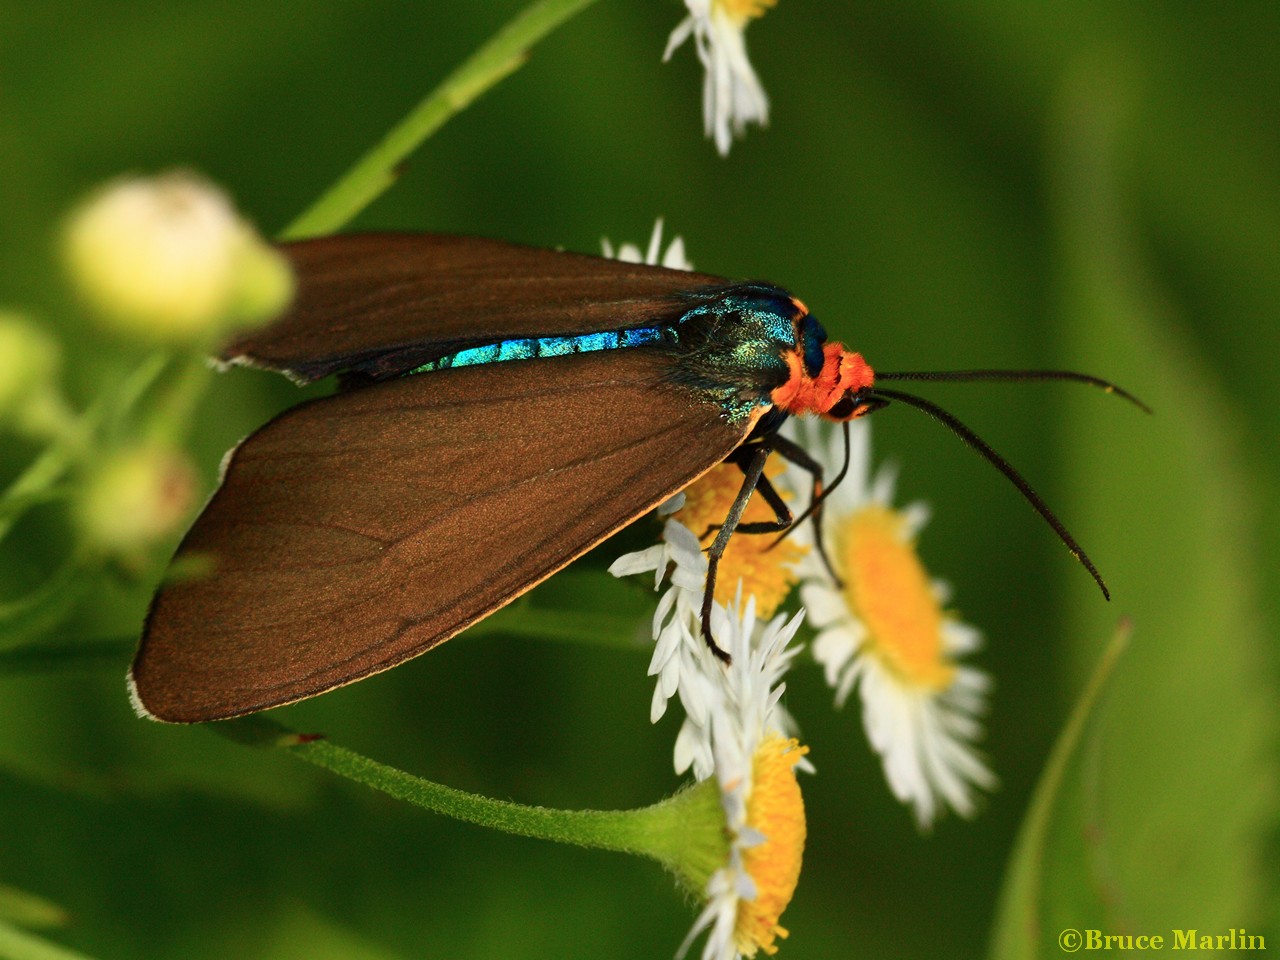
left=785, top=417, right=997, bottom=829
left=602, top=224, right=715, bottom=774
left=609, top=454, right=809, bottom=781
left=678, top=596, right=810, bottom=960
left=608, top=502, right=727, bottom=782
left=664, top=0, right=774, bottom=156
left=601, top=218, right=692, bottom=270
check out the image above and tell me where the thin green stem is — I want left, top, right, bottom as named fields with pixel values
left=0, top=488, right=68, bottom=525
left=103, top=351, right=169, bottom=442
left=141, top=351, right=213, bottom=447
left=16, top=390, right=85, bottom=452
left=0, top=351, right=168, bottom=545
left=280, top=0, right=599, bottom=239
left=219, top=716, right=726, bottom=891
left=0, top=436, right=84, bottom=547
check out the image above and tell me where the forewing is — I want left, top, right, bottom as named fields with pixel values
left=132, top=350, right=751, bottom=722
left=228, top=233, right=731, bottom=382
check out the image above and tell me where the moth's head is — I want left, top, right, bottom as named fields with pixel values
left=822, top=378, right=881, bottom=422
left=771, top=339, right=877, bottom=420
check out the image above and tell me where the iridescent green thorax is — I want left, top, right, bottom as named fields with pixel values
left=662, top=284, right=820, bottom=423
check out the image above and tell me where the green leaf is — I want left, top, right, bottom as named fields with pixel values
left=1030, top=54, right=1278, bottom=950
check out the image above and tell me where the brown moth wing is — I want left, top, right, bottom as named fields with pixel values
left=132, top=349, right=753, bottom=723
left=228, top=234, right=730, bottom=382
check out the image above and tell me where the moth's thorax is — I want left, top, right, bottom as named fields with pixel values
left=662, top=284, right=807, bottom=422
left=667, top=284, right=876, bottom=423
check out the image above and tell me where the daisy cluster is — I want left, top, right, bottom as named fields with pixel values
left=604, top=225, right=994, bottom=958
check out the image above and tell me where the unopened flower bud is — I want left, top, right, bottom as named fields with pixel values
left=75, top=445, right=197, bottom=556
left=0, top=312, right=63, bottom=433
left=225, top=228, right=295, bottom=329
left=63, top=172, right=291, bottom=343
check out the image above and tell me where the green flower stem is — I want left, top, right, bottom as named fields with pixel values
left=221, top=716, right=728, bottom=893
left=103, top=351, right=169, bottom=441
left=141, top=351, right=213, bottom=447
left=16, top=390, right=85, bottom=452
left=0, top=351, right=167, bottom=546
left=0, top=488, right=67, bottom=526
left=280, top=0, right=599, bottom=240
left=0, top=432, right=84, bottom=547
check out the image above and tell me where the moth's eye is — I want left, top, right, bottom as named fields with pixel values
left=800, top=315, right=826, bottom=377
left=827, top=393, right=859, bottom=420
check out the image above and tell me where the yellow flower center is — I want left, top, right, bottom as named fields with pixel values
left=841, top=505, right=955, bottom=691
left=736, top=734, right=808, bottom=957
left=715, top=0, right=776, bottom=26
left=676, top=462, right=807, bottom=618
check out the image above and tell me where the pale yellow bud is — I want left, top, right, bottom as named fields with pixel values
left=75, top=445, right=197, bottom=555
left=225, top=228, right=295, bottom=329
left=63, top=172, right=291, bottom=343
left=0, top=312, right=63, bottom=430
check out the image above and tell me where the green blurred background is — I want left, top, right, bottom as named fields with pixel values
left=1, top=2, right=1277, bottom=958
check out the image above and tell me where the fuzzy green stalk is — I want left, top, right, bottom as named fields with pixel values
left=220, top=716, right=728, bottom=895
left=281, top=0, right=599, bottom=240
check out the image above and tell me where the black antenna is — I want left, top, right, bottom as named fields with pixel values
left=877, top=369, right=1153, bottom=415
left=868, top=386, right=1112, bottom=600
